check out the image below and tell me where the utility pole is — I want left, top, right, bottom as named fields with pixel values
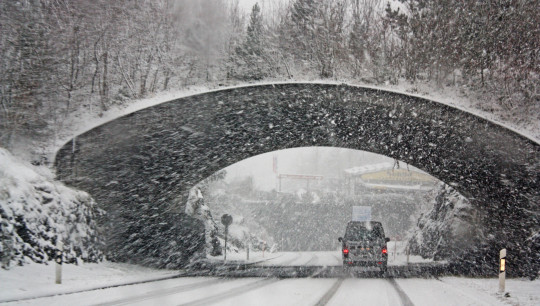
left=246, top=236, right=249, bottom=261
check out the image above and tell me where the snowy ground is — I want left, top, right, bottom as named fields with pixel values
left=386, top=241, right=434, bottom=266
left=0, top=261, right=180, bottom=303
left=1, top=259, right=538, bottom=306
left=207, top=249, right=282, bottom=265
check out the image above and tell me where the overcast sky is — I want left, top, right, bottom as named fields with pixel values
left=237, top=0, right=290, bottom=13
left=238, top=0, right=259, bottom=11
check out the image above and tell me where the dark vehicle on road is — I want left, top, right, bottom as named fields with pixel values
left=338, top=221, right=390, bottom=273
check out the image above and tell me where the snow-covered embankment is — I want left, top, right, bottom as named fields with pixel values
left=0, top=148, right=104, bottom=269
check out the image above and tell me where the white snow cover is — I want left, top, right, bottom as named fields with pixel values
left=184, top=187, right=222, bottom=256
left=209, top=249, right=433, bottom=268
left=344, top=162, right=396, bottom=175
left=408, top=183, right=481, bottom=260
left=0, top=148, right=103, bottom=268
left=0, top=261, right=180, bottom=302
left=0, top=260, right=538, bottom=305
left=396, top=277, right=540, bottom=306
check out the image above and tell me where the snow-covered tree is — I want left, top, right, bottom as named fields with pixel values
left=0, top=148, right=104, bottom=269
left=232, top=3, right=270, bottom=80
left=279, top=0, right=347, bottom=78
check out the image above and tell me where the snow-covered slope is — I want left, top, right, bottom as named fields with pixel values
left=408, top=183, right=483, bottom=261
left=408, top=183, right=539, bottom=279
left=185, top=186, right=272, bottom=257
left=0, top=148, right=104, bottom=269
left=185, top=187, right=222, bottom=256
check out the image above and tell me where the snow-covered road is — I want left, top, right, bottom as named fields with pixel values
left=253, top=251, right=339, bottom=266
left=1, top=256, right=538, bottom=305
left=218, top=244, right=435, bottom=267
left=4, top=275, right=535, bottom=306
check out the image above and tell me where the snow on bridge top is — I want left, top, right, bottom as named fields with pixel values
left=51, top=81, right=538, bottom=164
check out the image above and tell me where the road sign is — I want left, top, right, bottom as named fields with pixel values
left=352, top=206, right=371, bottom=222
left=221, top=214, right=233, bottom=226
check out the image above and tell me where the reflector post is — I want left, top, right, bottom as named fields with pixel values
left=499, top=248, right=506, bottom=293
left=55, top=239, right=63, bottom=285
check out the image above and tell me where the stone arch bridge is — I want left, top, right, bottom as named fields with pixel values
left=55, top=83, right=539, bottom=272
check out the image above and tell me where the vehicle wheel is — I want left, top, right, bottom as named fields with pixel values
left=380, top=262, right=388, bottom=276
left=343, top=262, right=351, bottom=273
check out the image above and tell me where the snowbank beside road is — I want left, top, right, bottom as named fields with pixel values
left=442, top=277, right=540, bottom=306
left=408, top=184, right=485, bottom=269
left=0, top=148, right=103, bottom=268
left=0, top=261, right=180, bottom=303
left=207, top=250, right=281, bottom=265
left=397, top=277, right=540, bottom=306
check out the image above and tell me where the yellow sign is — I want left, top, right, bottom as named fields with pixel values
left=500, top=258, right=506, bottom=272
left=361, top=169, right=436, bottom=183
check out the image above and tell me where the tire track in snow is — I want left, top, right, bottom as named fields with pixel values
left=387, top=277, right=415, bottom=306
left=178, top=278, right=280, bottom=306
left=261, top=253, right=302, bottom=266
left=332, top=254, right=342, bottom=265
left=313, top=278, right=344, bottom=306
left=95, top=278, right=228, bottom=306
left=0, top=272, right=191, bottom=304
left=305, top=254, right=319, bottom=266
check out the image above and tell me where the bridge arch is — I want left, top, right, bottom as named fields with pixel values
left=55, top=83, right=539, bottom=269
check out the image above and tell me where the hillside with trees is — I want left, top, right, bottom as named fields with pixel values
left=1, top=0, right=538, bottom=162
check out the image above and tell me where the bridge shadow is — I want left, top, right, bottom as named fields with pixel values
left=185, top=261, right=447, bottom=279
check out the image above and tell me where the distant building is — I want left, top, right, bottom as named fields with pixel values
left=344, top=162, right=438, bottom=196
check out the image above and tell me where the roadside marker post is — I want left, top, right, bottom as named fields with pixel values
left=393, top=240, right=397, bottom=262
left=406, top=245, right=410, bottom=265
left=246, top=237, right=249, bottom=261
left=224, top=226, right=228, bottom=261
left=55, top=239, right=63, bottom=284
left=499, top=248, right=506, bottom=293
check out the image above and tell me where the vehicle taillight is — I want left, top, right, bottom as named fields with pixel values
left=382, top=247, right=388, bottom=254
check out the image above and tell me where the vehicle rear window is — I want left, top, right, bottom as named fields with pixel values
left=344, top=223, right=384, bottom=241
